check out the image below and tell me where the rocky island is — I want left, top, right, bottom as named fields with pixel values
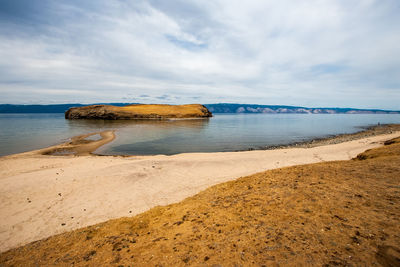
left=65, top=104, right=212, bottom=120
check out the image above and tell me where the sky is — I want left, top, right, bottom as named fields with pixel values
left=0, top=0, right=399, bottom=109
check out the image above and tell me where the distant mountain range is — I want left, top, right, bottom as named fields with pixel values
left=0, top=103, right=399, bottom=114
left=205, top=104, right=400, bottom=114
left=0, top=103, right=132, bottom=113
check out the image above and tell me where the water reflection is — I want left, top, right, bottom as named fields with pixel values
left=1, top=113, right=400, bottom=156
left=66, top=118, right=210, bottom=131
left=68, top=118, right=212, bottom=156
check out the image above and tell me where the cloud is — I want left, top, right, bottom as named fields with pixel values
left=0, top=0, right=399, bottom=109
left=155, top=94, right=170, bottom=100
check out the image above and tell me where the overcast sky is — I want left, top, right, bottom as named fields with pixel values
left=0, top=0, right=399, bottom=109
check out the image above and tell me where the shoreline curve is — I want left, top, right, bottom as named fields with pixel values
left=0, top=129, right=399, bottom=252
left=5, top=123, right=400, bottom=158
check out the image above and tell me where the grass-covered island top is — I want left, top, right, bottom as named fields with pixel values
left=65, top=104, right=213, bottom=120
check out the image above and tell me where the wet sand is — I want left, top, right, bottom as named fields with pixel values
left=40, top=130, right=116, bottom=156
left=263, top=123, right=400, bottom=150
left=0, top=127, right=399, bottom=253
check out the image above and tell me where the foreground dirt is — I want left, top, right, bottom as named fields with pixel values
left=1, top=139, right=400, bottom=266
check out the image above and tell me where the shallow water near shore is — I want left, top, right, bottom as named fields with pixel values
left=1, top=113, right=400, bottom=156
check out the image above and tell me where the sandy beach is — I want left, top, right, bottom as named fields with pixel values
left=0, top=129, right=399, bottom=253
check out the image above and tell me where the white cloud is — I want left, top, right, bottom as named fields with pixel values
left=0, top=0, right=399, bottom=109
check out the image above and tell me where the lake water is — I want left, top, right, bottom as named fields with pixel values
left=1, top=113, right=400, bottom=156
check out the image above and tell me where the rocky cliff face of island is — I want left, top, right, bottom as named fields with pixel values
left=65, top=104, right=212, bottom=120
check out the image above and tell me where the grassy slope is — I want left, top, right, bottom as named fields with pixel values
left=119, top=104, right=210, bottom=117
left=1, top=139, right=400, bottom=266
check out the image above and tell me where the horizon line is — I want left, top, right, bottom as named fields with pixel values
left=0, top=103, right=399, bottom=112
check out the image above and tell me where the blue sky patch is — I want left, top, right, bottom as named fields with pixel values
left=165, top=35, right=207, bottom=51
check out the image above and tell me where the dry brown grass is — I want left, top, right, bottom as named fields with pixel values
left=120, top=104, right=210, bottom=117
left=1, top=138, right=400, bottom=266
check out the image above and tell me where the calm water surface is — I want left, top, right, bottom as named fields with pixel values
left=1, top=113, right=400, bottom=156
